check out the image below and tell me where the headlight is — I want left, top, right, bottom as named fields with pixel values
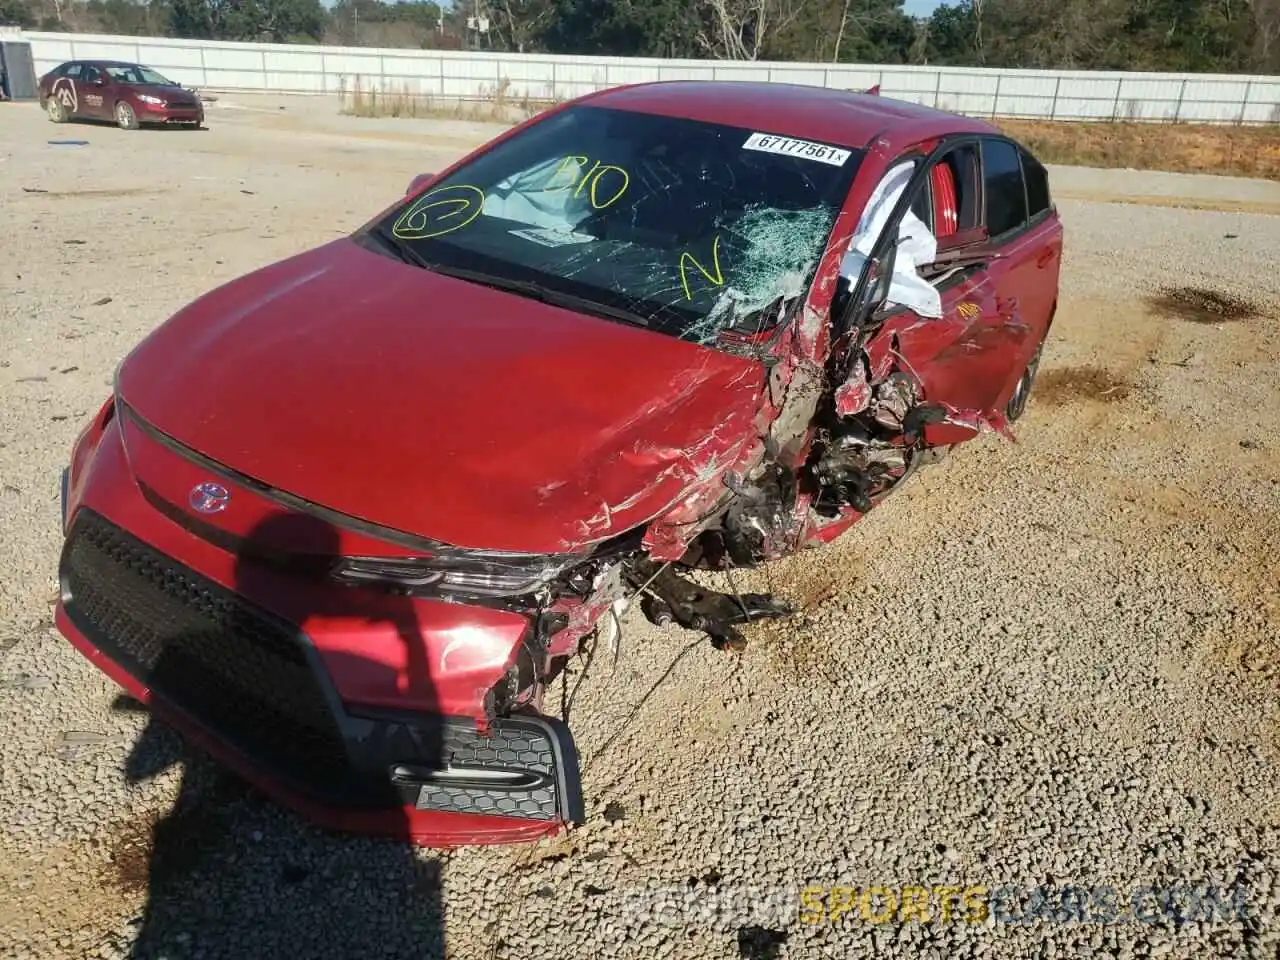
left=331, top=552, right=584, bottom=599
left=137, top=95, right=165, bottom=106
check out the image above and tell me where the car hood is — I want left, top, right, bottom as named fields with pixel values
left=116, top=239, right=766, bottom=554
left=129, top=83, right=198, bottom=102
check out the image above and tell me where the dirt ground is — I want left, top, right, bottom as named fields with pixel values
left=1, top=93, right=1279, bottom=960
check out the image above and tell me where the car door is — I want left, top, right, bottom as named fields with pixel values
left=49, top=62, right=82, bottom=117
left=852, top=139, right=1009, bottom=418
left=965, top=136, right=1060, bottom=412
left=881, top=137, right=1057, bottom=431
left=77, top=65, right=111, bottom=120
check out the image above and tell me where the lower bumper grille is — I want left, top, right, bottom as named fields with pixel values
left=57, top=508, right=584, bottom=831
left=60, top=509, right=354, bottom=800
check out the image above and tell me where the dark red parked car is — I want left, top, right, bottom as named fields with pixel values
left=38, top=59, right=204, bottom=129
left=55, top=81, right=1061, bottom=845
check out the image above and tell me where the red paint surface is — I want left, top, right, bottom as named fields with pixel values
left=70, top=418, right=530, bottom=718
left=38, top=59, right=203, bottom=125
left=53, top=80, right=1063, bottom=843
left=116, top=239, right=765, bottom=554
left=55, top=605, right=562, bottom=846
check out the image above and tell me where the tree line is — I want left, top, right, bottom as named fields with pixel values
left=2, top=0, right=1276, bottom=74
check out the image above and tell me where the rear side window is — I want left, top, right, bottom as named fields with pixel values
left=62, top=63, right=82, bottom=78
left=980, top=138, right=1027, bottom=238
left=929, top=144, right=981, bottom=236
left=1021, top=149, right=1051, bottom=220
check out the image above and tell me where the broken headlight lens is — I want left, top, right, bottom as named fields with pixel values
left=331, top=553, right=584, bottom=599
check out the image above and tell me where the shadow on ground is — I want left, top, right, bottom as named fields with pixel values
left=109, top=513, right=446, bottom=960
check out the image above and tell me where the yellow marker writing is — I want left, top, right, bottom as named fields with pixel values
left=679, top=235, right=725, bottom=301
left=546, top=155, right=589, bottom=192
left=392, top=184, right=485, bottom=240
left=573, top=160, right=630, bottom=209
left=547, top=155, right=631, bottom=209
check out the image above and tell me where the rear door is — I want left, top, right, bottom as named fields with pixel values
left=49, top=62, right=82, bottom=116
left=972, top=136, right=1061, bottom=411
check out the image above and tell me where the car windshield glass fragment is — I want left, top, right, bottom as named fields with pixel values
left=375, top=105, right=863, bottom=347
left=106, top=65, right=175, bottom=85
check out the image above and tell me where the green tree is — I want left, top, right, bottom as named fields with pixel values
left=919, top=1, right=981, bottom=64
left=168, top=0, right=327, bottom=41
left=541, top=0, right=701, bottom=57
left=0, top=0, right=37, bottom=25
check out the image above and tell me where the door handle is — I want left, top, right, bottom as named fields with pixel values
left=1036, top=249, right=1056, bottom=269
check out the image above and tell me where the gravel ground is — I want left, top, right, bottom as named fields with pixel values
left=1, top=95, right=1278, bottom=960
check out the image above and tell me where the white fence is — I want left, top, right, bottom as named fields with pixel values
left=18, top=30, right=1280, bottom=124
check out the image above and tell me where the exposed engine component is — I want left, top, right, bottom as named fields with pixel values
left=869, top=373, right=917, bottom=431
left=720, top=462, right=799, bottom=567
left=810, top=365, right=932, bottom=516
left=622, top=559, right=793, bottom=651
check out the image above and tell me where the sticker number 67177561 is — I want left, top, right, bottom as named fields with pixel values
left=742, top=132, right=852, bottom=167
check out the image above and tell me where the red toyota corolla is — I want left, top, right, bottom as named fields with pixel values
left=55, top=81, right=1061, bottom=845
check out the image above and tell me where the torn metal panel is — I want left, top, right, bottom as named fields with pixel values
left=834, top=360, right=873, bottom=417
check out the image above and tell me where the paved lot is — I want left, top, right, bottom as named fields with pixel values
left=1, top=94, right=1279, bottom=960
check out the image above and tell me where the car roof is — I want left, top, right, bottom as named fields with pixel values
left=582, top=80, right=997, bottom=150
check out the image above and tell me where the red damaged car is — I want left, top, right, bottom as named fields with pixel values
left=39, top=59, right=204, bottom=130
left=55, top=81, right=1061, bottom=845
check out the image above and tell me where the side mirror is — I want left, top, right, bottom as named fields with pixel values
left=406, top=172, right=435, bottom=196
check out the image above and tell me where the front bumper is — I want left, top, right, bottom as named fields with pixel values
left=55, top=424, right=584, bottom=845
left=138, top=103, right=203, bottom=124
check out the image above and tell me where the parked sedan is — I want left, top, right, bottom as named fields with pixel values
left=54, top=80, right=1061, bottom=845
left=39, top=59, right=204, bottom=129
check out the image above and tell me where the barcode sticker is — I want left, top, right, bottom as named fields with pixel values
left=742, top=132, right=852, bottom=167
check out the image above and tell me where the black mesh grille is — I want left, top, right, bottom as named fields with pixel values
left=60, top=509, right=355, bottom=800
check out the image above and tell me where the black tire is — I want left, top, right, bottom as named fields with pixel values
left=115, top=101, right=139, bottom=131
left=1006, top=339, right=1045, bottom=422
left=46, top=97, right=68, bottom=123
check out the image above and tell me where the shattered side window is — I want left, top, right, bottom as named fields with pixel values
left=373, top=105, right=863, bottom=348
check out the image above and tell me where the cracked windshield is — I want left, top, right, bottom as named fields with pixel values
left=373, top=105, right=863, bottom=347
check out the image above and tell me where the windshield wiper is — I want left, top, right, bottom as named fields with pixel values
left=532, top=286, right=655, bottom=330
left=368, top=225, right=654, bottom=329
left=371, top=223, right=434, bottom=270
left=421, top=261, right=654, bottom=330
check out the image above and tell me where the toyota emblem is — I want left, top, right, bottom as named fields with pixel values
left=188, top=481, right=230, bottom=514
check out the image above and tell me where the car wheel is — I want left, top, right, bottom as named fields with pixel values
left=46, top=97, right=68, bottom=123
left=1006, top=339, right=1045, bottom=422
left=115, top=101, right=139, bottom=130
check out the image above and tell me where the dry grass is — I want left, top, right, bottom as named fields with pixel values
left=997, top=118, right=1280, bottom=180
left=337, top=75, right=559, bottom=124
left=336, top=75, right=1279, bottom=180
